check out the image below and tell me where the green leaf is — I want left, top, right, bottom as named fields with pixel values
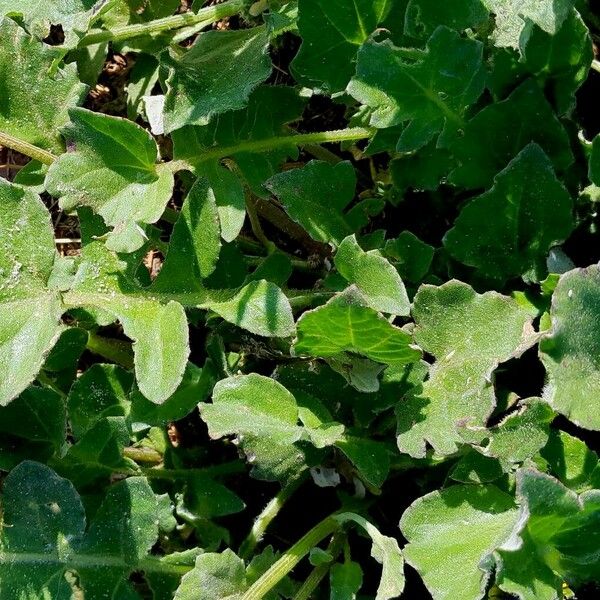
left=0, top=0, right=108, bottom=47
left=0, top=179, right=62, bottom=406
left=0, top=387, right=66, bottom=470
left=497, top=468, right=600, bottom=598
left=334, top=235, right=410, bottom=315
left=400, top=484, right=518, bottom=600
left=404, top=0, right=489, bottom=38
left=483, top=0, right=575, bottom=49
left=265, top=161, right=355, bottom=246
left=540, top=265, right=600, bottom=430
left=203, top=280, right=295, bottom=338
left=449, top=80, right=573, bottom=190
left=291, top=0, right=393, bottom=93
left=335, top=513, right=404, bottom=600
left=347, top=27, right=484, bottom=151
left=153, top=177, right=221, bottom=291
left=174, top=549, right=246, bottom=600
left=162, top=27, right=271, bottom=133
left=67, top=363, right=133, bottom=439
left=383, top=232, right=435, bottom=284
left=444, top=144, right=573, bottom=283
left=0, top=18, right=86, bottom=152
left=0, top=461, right=162, bottom=598
left=65, top=210, right=190, bottom=404
left=330, top=561, right=363, bottom=600
left=45, top=107, right=175, bottom=253
left=294, top=289, right=422, bottom=366
left=200, top=373, right=306, bottom=481
left=397, top=281, right=536, bottom=457
left=335, top=436, right=390, bottom=488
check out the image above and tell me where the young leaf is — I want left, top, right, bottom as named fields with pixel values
left=334, top=235, right=410, bottom=315
left=45, top=107, right=175, bottom=253
left=497, top=468, right=600, bottom=599
left=265, top=161, right=355, bottom=246
left=444, top=144, right=573, bottom=283
left=152, top=177, right=221, bottom=291
left=397, top=281, right=536, bottom=457
left=0, top=18, right=86, bottom=153
left=294, top=290, right=422, bottom=366
left=540, top=265, right=600, bottom=430
left=291, top=0, right=393, bottom=93
left=0, top=0, right=108, bottom=47
left=0, top=179, right=62, bottom=406
left=449, top=80, right=573, bottom=190
left=400, top=485, right=518, bottom=600
left=347, top=27, right=484, bottom=151
left=162, top=27, right=272, bottom=133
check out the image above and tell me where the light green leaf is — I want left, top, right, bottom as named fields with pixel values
left=153, top=177, right=221, bottom=291
left=202, top=280, right=295, bottom=338
left=404, top=0, right=489, bottom=38
left=265, top=161, right=355, bottom=246
left=347, top=27, right=484, bottom=151
left=0, top=461, right=160, bottom=599
left=400, top=485, right=518, bottom=600
left=0, top=18, right=86, bottom=152
left=45, top=107, right=174, bottom=253
left=397, top=281, right=536, bottom=457
left=336, top=513, right=404, bottom=600
left=335, top=235, right=410, bottom=315
left=0, top=0, right=109, bottom=47
left=174, top=549, right=246, bottom=600
left=65, top=210, right=190, bottom=404
left=497, top=468, right=600, bottom=598
left=200, top=374, right=306, bottom=481
left=294, top=289, right=422, bottom=366
left=0, top=179, right=62, bottom=406
left=540, top=265, right=600, bottom=430
left=483, top=0, right=574, bottom=49
left=444, top=144, right=573, bottom=283
left=449, top=80, right=573, bottom=190
left=162, top=27, right=271, bottom=133
left=291, top=0, right=393, bottom=93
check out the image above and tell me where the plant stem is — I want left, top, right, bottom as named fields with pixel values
left=78, top=0, right=246, bottom=47
left=240, top=515, right=340, bottom=600
left=245, top=191, right=276, bottom=253
left=0, top=131, right=57, bottom=165
left=140, top=460, right=245, bottom=480
left=287, top=291, right=334, bottom=311
left=188, top=127, right=374, bottom=166
left=239, top=473, right=307, bottom=560
left=292, top=533, right=346, bottom=600
left=86, top=331, right=134, bottom=370
left=592, top=59, right=600, bottom=75
left=123, top=446, right=163, bottom=464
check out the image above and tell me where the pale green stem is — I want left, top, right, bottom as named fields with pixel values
left=86, top=331, right=135, bottom=370
left=591, top=59, right=600, bottom=75
left=239, top=474, right=307, bottom=560
left=78, top=0, right=246, bottom=47
left=0, top=131, right=57, bottom=165
left=240, top=515, right=340, bottom=600
left=140, top=461, right=245, bottom=480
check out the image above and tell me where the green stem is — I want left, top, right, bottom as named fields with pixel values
left=292, top=533, right=346, bottom=600
left=0, top=131, right=57, bottom=165
left=239, top=474, right=307, bottom=560
left=592, top=59, right=600, bottom=75
left=288, top=292, right=334, bottom=311
left=123, top=446, right=163, bottom=464
left=140, top=460, right=245, bottom=480
left=78, top=0, right=246, bottom=47
left=86, top=331, right=134, bottom=370
left=240, top=515, right=340, bottom=600
left=184, top=127, right=374, bottom=167
left=245, top=191, right=276, bottom=253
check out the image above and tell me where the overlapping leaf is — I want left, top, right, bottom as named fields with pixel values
left=397, top=281, right=536, bottom=457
